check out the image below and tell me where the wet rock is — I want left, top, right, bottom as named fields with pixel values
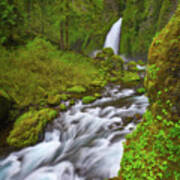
left=82, top=96, right=96, bottom=104
left=67, top=86, right=86, bottom=94
left=7, top=108, right=58, bottom=148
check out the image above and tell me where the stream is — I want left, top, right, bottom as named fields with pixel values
left=0, top=18, right=148, bottom=180
left=0, top=85, right=148, bottom=180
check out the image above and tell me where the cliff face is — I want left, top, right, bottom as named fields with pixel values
left=120, top=0, right=178, bottom=59
left=119, top=4, right=180, bottom=180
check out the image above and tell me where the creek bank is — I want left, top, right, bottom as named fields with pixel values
left=0, top=47, right=146, bottom=154
left=118, top=5, right=180, bottom=180
left=0, top=83, right=149, bottom=180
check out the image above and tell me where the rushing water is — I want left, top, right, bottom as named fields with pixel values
left=104, top=18, right=122, bottom=54
left=0, top=85, right=148, bottom=180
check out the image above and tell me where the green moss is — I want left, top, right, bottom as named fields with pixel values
left=120, top=0, right=177, bottom=58
left=102, top=48, right=114, bottom=57
left=0, top=38, right=103, bottom=108
left=82, top=96, right=96, bottom=104
left=60, top=94, right=70, bottom=101
left=67, top=86, right=86, bottom=94
left=120, top=5, right=180, bottom=179
left=127, top=61, right=138, bottom=71
left=121, top=71, right=140, bottom=83
left=136, top=87, right=146, bottom=94
left=69, top=99, right=75, bottom=106
left=94, top=93, right=101, bottom=98
left=59, top=103, right=67, bottom=111
left=47, top=94, right=61, bottom=106
left=7, top=108, right=57, bottom=148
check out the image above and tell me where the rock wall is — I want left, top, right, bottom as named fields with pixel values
left=119, top=4, right=180, bottom=179
left=120, top=0, right=178, bottom=59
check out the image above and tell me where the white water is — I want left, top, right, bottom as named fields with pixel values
left=104, top=18, right=122, bottom=54
left=0, top=85, right=148, bottom=180
left=0, top=19, right=149, bottom=180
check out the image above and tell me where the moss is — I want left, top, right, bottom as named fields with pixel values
left=121, top=71, right=140, bottom=83
left=102, top=47, right=114, bottom=57
left=82, top=96, right=96, bottom=104
left=120, top=5, right=180, bottom=179
left=7, top=108, right=57, bottom=148
left=94, top=93, right=101, bottom=98
left=59, top=103, right=67, bottom=111
left=136, top=87, right=146, bottom=94
left=60, top=94, right=70, bottom=101
left=67, top=86, right=86, bottom=94
left=0, top=38, right=105, bottom=108
left=126, top=61, right=139, bottom=72
left=110, top=77, right=118, bottom=82
left=137, top=60, right=145, bottom=66
left=120, top=0, right=178, bottom=58
left=47, top=94, right=61, bottom=106
left=69, top=99, right=75, bottom=106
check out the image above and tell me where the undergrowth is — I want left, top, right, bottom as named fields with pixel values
left=0, top=38, right=103, bottom=108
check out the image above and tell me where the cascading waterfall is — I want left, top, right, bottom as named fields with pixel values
left=0, top=85, right=148, bottom=180
left=104, top=18, right=122, bottom=54
left=0, top=19, right=148, bottom=180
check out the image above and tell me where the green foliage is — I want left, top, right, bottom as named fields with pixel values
left=120, top=0, right=177, bottom=58
left=147, top=64, right=160, bottom=80
left=82, top=96, right=96, bottom=104
left=7, top=108, right=57, bottom=148
left=120, top=5, right=180, bottom=179
left=136, top=87, right=146, bottom=94
left=0, top=38, right=102, bottom=108
left=59, top=103, right=67, bottom=111
left=0, top=0, right=18, bottom=44
left=67, top=86, right=86, bottom=94
left=47, top=94, right=61, bottom=106
left=121, top=71, right=140, bottom=83
left=0, top=0, right=119, bottom=53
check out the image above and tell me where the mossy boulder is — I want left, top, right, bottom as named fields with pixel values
left=82, top=96, right=96, bottom=104
left=121, top=71, right=140, bottom=84
left=0, top=89, right=12, bottom=127
left=69, top=99, right=75, bottom=106
left=67, top=86, right=86, bottom=94
left=111, top=55, right=124, bottom=71
left=127, top=61, right=138, bottom=71
left=59, top=103, right=67, bottom=111
left=7, top=108, right=57, bottom=148
left=95, top=48, right=114, bottom=60
left=47, top=94, right=61, bottom=106
left=136, top=87, right=146, bottom=94
left=102, top=47, right=114, bottom=57
left=60, top=94, right=70, bottom=101
left=94, top=93, right=101, bottom=98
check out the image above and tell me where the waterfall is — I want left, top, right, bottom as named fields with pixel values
left=104, top=18, right=122, bottom=54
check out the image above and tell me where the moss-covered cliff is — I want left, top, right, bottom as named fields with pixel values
left=118, top=4, right=180, bottom=180
left=120, top=0, right=178, bottom=59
